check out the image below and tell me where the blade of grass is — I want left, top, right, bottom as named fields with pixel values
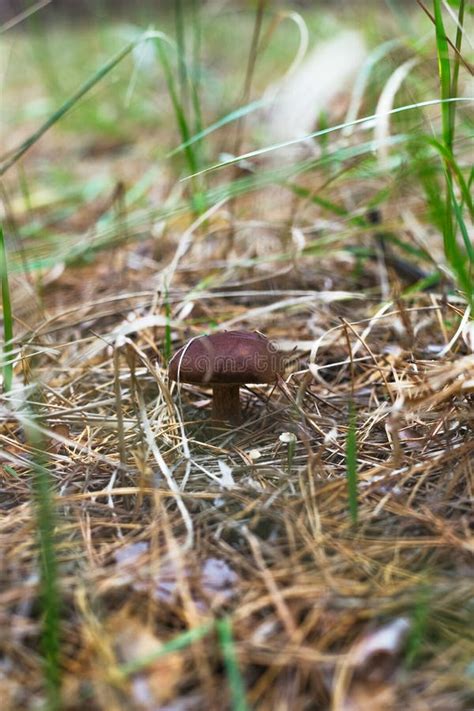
left=346, top=403, right=358, bottom=525
left=4, top=464, right=20, bottom=477
left=7, top=134, right=410, bottom=274
left=174, top=0, right=205, bottom=170
left=0, top=30, right=173, bottom=177
left=217, top=617, right=249, bottom=711
left=433, top=0, right=456, bottom=266
left=343, top=39, right=401, bottom=134
left=449, top=0, right=466, bottom=138
left=0, top=224, right=13, bottom=392
left=22, top=405, right=62, bottom=710
left=423, top=136, right=473, bottom=218
left=416, top=0, right=473, bottom=75
left=182, top=97, right=472, bottom=180
left=446, top=177, right=474, bottom=307
left=155, top=36, right=206, bottom=212
left=167, top=97, right=268, bottom=158
left=402, top=271, right=443, bottom=295
left=431, top=0, right=472, bottom=304
left=164, top=287, right=172, bottom=364
left=174, top=0, right=189, bottom=110
left=0, top=0, right=51, bottom=34
left=450, top=186, right=474, bottom=265
left=405, top=585, right=430, bottom=667
left=190, top=0, right=204, bottom=161
left=118, top=621, right=214, bottom=676
left=233, top=0, right=267, bottom=156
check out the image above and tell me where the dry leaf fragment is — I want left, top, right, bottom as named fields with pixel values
left=349, top=618, right=410, bottom=680
left=341, top=680, right=396, bottom=711
left=113, top=618, right=184, bottom=709
left=113, top=544, right=239, bottom=611
left=335, top=618, right=410, bottom=711
left=200, top=558, right=239, bottom=605
left=47, top=423, right=71, bottom=453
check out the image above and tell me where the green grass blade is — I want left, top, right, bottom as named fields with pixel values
left=0, top=30, right=173, bottom=177
left=346, top=403, right=358, bottom=525
left=217, top=617, right=249, bottom=711
left=174, top=0, right=189, bottom=109
left=182, top=97, right=472, bottom=179
left=430, top=0, right=472, bottom=304
left=433, top=0, right=453, bottom=151
left=446, top=178, right=474, bottom=307
left=167, top=98, right=268, bottom=158
left=118, top=621, right=214, bottom=676
left=405, top=585, right=430, bottom=667
left=451, top=191, right=474, bottom=265
left=22, top=409, right=62, bottom=710
left=155, top=38, right=196, bottom=174
left=0, top=224, right=13, bottom=392
left=164, top=287, right=172, bottom=364
left=190, top=0, right=204, bottom=143
left=402, top=271, right=442, bottom=296
left=344, top=39, right=401, bottom=130
left=5, top=134, right=410, bottom=275
left=155, top=36, right=205, bottom=212
left=423, top=136, right=473, bottom=219
left=450, top=0, right=466, bottom=138
left=432, top=0, right=457, bottom=270
left=0, top=0, right=52, bottom=34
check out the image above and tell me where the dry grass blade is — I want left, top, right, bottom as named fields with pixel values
left=1, top=3, right=473, bottom=710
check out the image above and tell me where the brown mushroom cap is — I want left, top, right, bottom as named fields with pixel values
left=168, top=330, right=283, bottom=385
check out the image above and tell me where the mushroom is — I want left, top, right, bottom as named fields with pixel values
left=168, top=330, right=283, bottom=425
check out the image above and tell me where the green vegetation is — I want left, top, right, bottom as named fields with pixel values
left=0, top=1, right=472, bottom=709
left=23, top=407, right=62, bottom=710
left=345, top=403, right=358, bottom=525
left=0, top=225, right=13, bottom=392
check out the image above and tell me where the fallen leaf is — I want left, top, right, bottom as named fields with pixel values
left=341, top=680, right=395, bottom=711
left=113, top=617, right=184, bottom=709
left=47, top=423, right=71, bottom=453
left=200, top=558, right=239, bottom=605
left=337, top=618, right=410, bottom=711
left=216, top=460, right=235, bottom=490
left=349, top=617, right=410, bottom=681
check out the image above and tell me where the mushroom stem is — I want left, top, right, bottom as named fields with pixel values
left=212, top=384, right=241, bottom=425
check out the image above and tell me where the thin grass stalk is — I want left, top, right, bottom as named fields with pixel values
left=175, top=0, right=205, bottom=195
left=406, top=586, right=430, bottom=667
left=0, top=31, right=172, bottom=177
left=23, top=408, right=62, bottom=709
left=446, top=178, right=474, bottom=306
left=346, top=403, right=358, bottom=525
left=0, top=224, right=13, bottom=392
left=433, top=0, right=455, bottom=262
left=424, top=137, right=473, bottom=218
left=174, top=0, right=189, bottom=110
left=233, top=0, right=267, bottom=155
left=167, top=97, right=267, bottom=158
left=449, top=0, right=465, bottom=138
left=26, top=0, right=62, bottom=99
left=164, top=287, right=172, bottom=363
left=217, top=617, right=249, bottom=711
left=155, top=39, right=195, bottom=173
left=185, top=97, right=470, bottom=179
left=432, top=0, right=472, bottom=302
left=190, top=0, right=203, bottom=143
left=118, top=622, right=214, bottom=676
left=155, top=38, right=205, bottom=212
left=188, top=0, right=206, bottom=205
left=0, top=0, right=51, bottom=34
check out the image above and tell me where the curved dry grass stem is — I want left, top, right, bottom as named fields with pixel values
left=1, top=5, right=472, bottom=708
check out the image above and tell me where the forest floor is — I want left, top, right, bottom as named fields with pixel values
left=0, top=3, right=473, bottom=710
